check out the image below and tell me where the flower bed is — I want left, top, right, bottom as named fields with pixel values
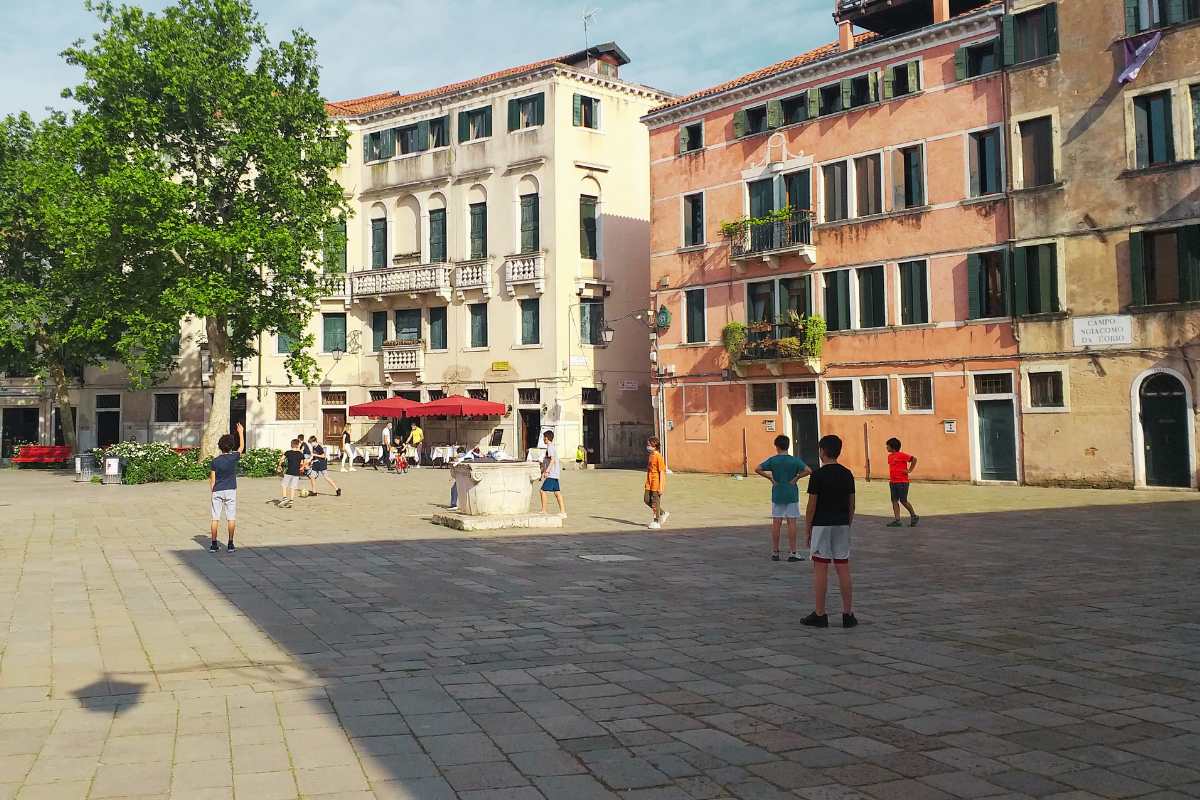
left=94, top=441, right=283, bottom=485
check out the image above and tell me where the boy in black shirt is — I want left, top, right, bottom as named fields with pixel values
left=277, top=439, right=305, bottom=508
left=307, top=435, right=341, bottom=497
left=803, top=435, right=857, bottom=629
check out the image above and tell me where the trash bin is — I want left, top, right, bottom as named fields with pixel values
left=101, top=455, right=125, bottom=485
left=74, top=453, right=98, bottom=482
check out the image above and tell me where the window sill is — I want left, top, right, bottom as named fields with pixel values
left=964, top=316, right=1011, bottom=325
left=815, top=206, right=926, bottom=229
left=1115, top=17, right=1200, bottom=43
left=1023, top=405, right=1070, bottom=414
left=511, top=344, right=543, bottom=350
left=426, top=348, right=449, bottom=354
left=511, top=125, right=544, bottom=135
left=678, top=341, right=713, bottom=348
left=1016, top=311, right=1068, bottom=321
left=898, top=408, right=936, bottom=415
left=824, top=408, right=892, bottom=416
left=1119, top=160, right=1200, bottom=179
left=951, top=70, right=1001, bottom=88
left=677, top=244, right=708, bottom=253
left=746, top=409, right=780, bottom=417
left=462, top=346, right=490, bottom=352
left=1128, top=300, right=1200, bottom=313
left=677, top=147, right=704, bottom=157
left=1007, top=53, right=1059, bottom=72
left=960, top=193, right=1006, bottom=207
left=460, top=136, right=492, bottom=146
left=573, top=126, right=604, bottom=134
left=1011, top=181, right=1065, bottom=196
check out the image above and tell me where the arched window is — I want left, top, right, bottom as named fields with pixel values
left=394, top=195, right=421, bottom=262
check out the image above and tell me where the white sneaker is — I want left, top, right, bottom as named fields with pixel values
left=659, top=511, right=671, bottom=526
left=648, top=521, right=661, bottom=530
left=350, top=468, right=357, bottom=472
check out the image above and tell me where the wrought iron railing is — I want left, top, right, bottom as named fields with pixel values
left=730, top=210, right=813, bottom=259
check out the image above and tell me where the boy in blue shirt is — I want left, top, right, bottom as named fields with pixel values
left=208, top=423, right=244, bottom=552
left=755, top=435, right=812, bottom=562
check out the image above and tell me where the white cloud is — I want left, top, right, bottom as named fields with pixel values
left=0, top=0, right=837, bottom=116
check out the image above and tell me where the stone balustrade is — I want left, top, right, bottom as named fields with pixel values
left=503, top=253, right=545, bottom=295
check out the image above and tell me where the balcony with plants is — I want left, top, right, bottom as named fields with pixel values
left=721, top=209, right=816, bottom=268
left=721, top=310, right=826, bottom=376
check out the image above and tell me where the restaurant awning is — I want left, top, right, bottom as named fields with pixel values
left=347, top=396, right=422, bottom=418
left=413, top=395, right=507, bottom=417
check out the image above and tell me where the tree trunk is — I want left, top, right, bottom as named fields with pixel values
left=48, top=360, right=77, bottom=453
left=200, top=316, right=233, bottom=457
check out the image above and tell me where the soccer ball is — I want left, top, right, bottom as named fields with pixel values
left=299, top=489, right=311, bottom=498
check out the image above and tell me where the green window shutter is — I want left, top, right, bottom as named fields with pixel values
left=900, top=262, right=914, bottom=325
left=520, top=195, right=539, bottom=252
left=1039, top=244, right=1058, bottom=312
left=458, top=111, right=470, bottom=143
left=1002, top=14, right=1017, bottom=66
left=907, top=60, right=920, bottom=91
left=429, top=209, right=446, bottom=262
left=323, top=314, right=346, bottom=352
left=867, top=72, right=879, bottom=103
left=1166, top=0, right=1185, bottom=24
left=955, top=47, right=969, bottom=81
left=1129, top=231, right=1147, bottom=306
left=766, top=99, right=783, bottom=129
left=1044, top=3, right=1059, bottom=56
left=802, top=274, right=812, bottom=316
left=371, top=311, right=386, bottom=352
left=683, top=197, right=693, bottom=245
left=416, top=120, right=430, bottom=151
left=481, top=106, right=492, bottom=137
left=1125, top=0, right=1141, bottom=34
left=883, top=68, right=895, bottom=100
left=508, top=98, right=520, bottom=131
left=1179, top=225, right=1200, bottom=302
left=469, top=203, right=487, bottom=259
left=361, top=134, right=370, bottom=163
left=534, top=93, right=545, bottom=126
left=840, top=78, right=852, bottom=110
left=1012, top=246, right=1030, bottom=315
left=967, top=253, right=983, bottom=318
left=573, top=94, right=582, bottom=126
left=838, top=271, right=851, bottom=330
left=911, top=261, right=929, bottom=324
left=1001, top=250, right=1013, bottom=315
left=733, top=109, right=748, bottom=138
left=579, top=196, right=598, bottom=259
left=891, top=149, right=906, bottom=210
left=807, top=91, right=820, bottom=119
left=1134, top=98, right=1151, bottom=168
left=679, top=124, right=690, bottom=154
left=909, top=146, right=925, bottom=206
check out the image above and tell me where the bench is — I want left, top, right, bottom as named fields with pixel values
left=12, top=445, right=73, bottom=466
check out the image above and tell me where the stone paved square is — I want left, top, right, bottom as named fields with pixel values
left=0, top=467, right=1198, bottom=798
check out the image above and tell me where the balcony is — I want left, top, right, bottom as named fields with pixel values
left=453, top=259, right=493, bottom=300
left=504, top=253, right=546, bottom=295
left=351, top=263, right=453, bottom=301
left=319, top=272, right=349, bottom=302
left=726, top=320, right=825, bottom=377
left=727, top=210, right=816, bottom=268
left=382, top=340, right=424, bottom=381
left=201, top=355, right=247, bottom=384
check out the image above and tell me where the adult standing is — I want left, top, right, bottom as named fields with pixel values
left=381, top=421, right=392, bottom=471
left=405, top=421, right=424, bottom=469
left=340, top=427, right=357, bottom=472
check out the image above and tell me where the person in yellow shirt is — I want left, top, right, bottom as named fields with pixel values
left=644, top=437, right=669, bottom=529
left=405, top=422, right=424, bottom=468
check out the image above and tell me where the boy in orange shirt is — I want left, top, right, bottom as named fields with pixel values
left=644, top=437, right=669, bottom=529
left=885, top=437, right=919, bottom=527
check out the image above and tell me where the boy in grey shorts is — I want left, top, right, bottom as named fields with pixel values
left=209, top=423, right=244, bottom=552
left=802, top=434, right=857, bottom=629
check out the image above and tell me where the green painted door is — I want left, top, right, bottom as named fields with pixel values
left=790, top=404, right=820, bottom=472
left=1140, top=374, right=1190, bottom=487
left=977, top=399, right=1017, bottom=481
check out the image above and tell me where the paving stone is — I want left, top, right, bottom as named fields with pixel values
left=421, top=732, right=505, bottom=766
left=442, top=761, right=530, bottom=792
left=534, top=774, right=621, bottom=800
left=1055, top=767, right=1160, bottom=798
left=586, top=755, right=671, bottom=789
left=673, top=729, right=773, bottom=765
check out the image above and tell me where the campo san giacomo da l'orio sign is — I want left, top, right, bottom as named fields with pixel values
left=1072, top=315, right=1133, bottom=348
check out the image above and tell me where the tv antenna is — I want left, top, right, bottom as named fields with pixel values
left=582, top=7, right=600, bottom=65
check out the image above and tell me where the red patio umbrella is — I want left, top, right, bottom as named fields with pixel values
left=413, top=394, right=507, bottom=418
left=347, top=396, right=422, bottom=418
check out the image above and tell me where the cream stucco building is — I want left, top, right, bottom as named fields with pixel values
left=0, top=43, right=668, bottom=464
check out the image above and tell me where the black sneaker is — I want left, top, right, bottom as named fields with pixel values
left=801, top=612, right=829, bottom=628
left=771, top=553, right=781, bottom=562
left=843, top=613, right=858, bottom=628
left=336, top=488, right=342, bottom=497
left=209, top=540, right=220, bottom=552
left=910, top=515, right=920, bottom=527
left=226, top=541, right=236, bottom=553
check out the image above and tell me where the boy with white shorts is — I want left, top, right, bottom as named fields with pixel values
left=209, top=423, right=244, bottom=552
left=803, top=435, right=858, bottom=629
left=755, top=434, right=811, bottom=562
left=278, top=438, right=305, bottom=508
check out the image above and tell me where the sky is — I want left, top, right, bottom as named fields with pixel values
left=0, top=0, right=837, bottom=117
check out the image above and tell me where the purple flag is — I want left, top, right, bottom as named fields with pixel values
left=1119, top=31, right=1162, bottom=84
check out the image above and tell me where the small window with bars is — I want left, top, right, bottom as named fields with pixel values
left=518, top=388, right=540, bottom=405
left=787, top=381, right=817, bottom=400
left=902, top=377, right=933, bottom=411
left=276, top=391, right=300, bottom=421
left=861, top=378, right=889, bottom=411
left=369, top=390, right=387, bottom=402
left=154, top=393, right=180, bottom=423
left=827, top=380, right=854, bottom=411
left=974, top=373, right=1013, bottom=395
left=468, top=388, right=489, bottom=401
left=321, top=391, right=347, bottom=406
left=427, top=389, right=445, bottom=402
left=749, top=383, right=778, bottom=413
left=1029, top=370, right=1065, bottom=408
left=582, top=387, right=602, bottom=405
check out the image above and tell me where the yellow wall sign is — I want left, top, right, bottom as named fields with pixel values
left=490, top=361, right=511, bottom=372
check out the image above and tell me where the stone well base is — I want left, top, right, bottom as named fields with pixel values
left=432, top=512, right=565, bottom=531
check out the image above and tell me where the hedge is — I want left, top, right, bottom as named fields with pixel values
left=94, top=441, right=283, bottom=485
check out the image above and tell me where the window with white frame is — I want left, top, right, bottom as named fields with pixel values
left=685, top=288, right=706, bottom=344
left=679, top=121, right=703, bottom=154
left=974, top=373, right=1013, bottom=395
left=1017, top=115, right=1056, bottom=188
left=683, top=193, right=705, bottom=247
left=857, top=265, right=886, bottom=329
left=854, top=154, right=883, bottom=217
left=968, top=127, right=1004, bottom=197
left=861, top=378, right=889, bottom=411
left=748, top=383, right=778, bottom=413
left=893, top=144, right=925, bottom=210
left=787, top=381, right=817, bottom=400
left=899, top=260, right=929, bottom=325
left=826, top=380, right=854, bottom=411
left=1124, top=0, right=1199, bottom=35
left=1028, top=369, right=1066, bottom=408
left=901, top=376, right=933, bottom=411
left=1132, top=89, right=1176, bottom=169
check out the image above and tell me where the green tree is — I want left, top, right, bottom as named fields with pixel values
left=64, top=0, right=349, bottom=455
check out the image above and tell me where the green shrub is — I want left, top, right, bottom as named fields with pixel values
left=241, top=448, right=282, bottom=478
left=721, top=321, right=748, bottom=360
left=93, top=441, right=282, bottom=484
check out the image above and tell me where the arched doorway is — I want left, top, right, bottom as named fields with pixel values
left=1138, top=372, right=1191, bottom=487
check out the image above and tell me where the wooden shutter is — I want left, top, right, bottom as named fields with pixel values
left=909, top=146, right=925, bottom=206
left=1125, top=0, right=1141, bottom=34
left=481, top=106, right=492, bottom=137
left=837, top=271, right=851, bottom=330
left=1002, top=14, right=1017, bottom=66
left=967, top=253, right=983, bottom=318
left=533, top=93, right=545, bottom=126
left=1012, top=246, right=1030, bottom=315
left=520, top=195, right=539, bottom=252
left=904, top=261, right=929, bottom=324
left=579, top=196, right=597, bottom=258
left=361, top=134, right=370, bottom=163
left=573, top=94, right=582, bottom=126
left=1044, top=3, right=1059, bottom=56
left=380, top=129, right=395, bottom=159
left=458, top=111, right=470, bottom=143
left=883, top=67, right=895, bottom=100
left=807, top=91, right=820, bottom=119
left=1134, top=98, right=1151, bottom=168
left=679, top=124, right=690, bottom=154
left=968, top=133, right=982, bottom=196
left=1002, top=250, right=1013, bottom=315
left=766, top=99, right=783, bottom=130
left=1129, top=231, right=1147, bottom=306
left=733, top=109, right=748, bottom=138
left=469, top=203, right=486, bottom=259
left=416, top=120, right=430, bottom=152
left=891, top=149, right=906, bottom=211
left=955, top=47, right=968, bottom=81
left=683, top=197, right=693, bottom=245
left=508, top=98, right=520, bottom=131
left=867, top=73, right=879, bottom=103
left=1179, top=225, right=1200, bottom=302
left=1038, top=244, right=1058, bottom=312
left=840, top=79, right=852, bottom=110
left=1165, top=0, right=1185, bottom=22
left=907, top=60, right=920, bottom=92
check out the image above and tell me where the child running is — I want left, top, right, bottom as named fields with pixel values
left=308, top=436, right=342, bottom=497
left=644, top=437, right=669, bottom=529
left=277, top=438, right=305, bottom=508
left=208, top=423, right=244, bottom=552
left=539, top=430, right=566, bottom=517
left=802, top=434, right=857, bottom=629
left=885, top=437, right=919, bottom=527
left=755, top=434, right=812, bottom=562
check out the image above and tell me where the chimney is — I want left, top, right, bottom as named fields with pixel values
left=838, top=20, right=855, bottom=51
left=932, top=0, right=951, bottom=23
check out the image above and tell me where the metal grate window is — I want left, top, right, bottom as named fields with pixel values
left=582, top=387, right=602, bottom=405
left=787, top=381, right=816, bottom=400
left=1029, top=371, right=1064, bottom=407
left=902, top=377, right=933, bottom=411
left=974, top=373, right=1013, bottom=395
left=275, top=392, right=300, bottom=421
left=369, top=390, right=387, bottom=402
left=468, top=388, right=489, bottom=401
left=321, top=391, right=347, bottom=406
left=154, top=393, right=180, bottom=423
left=827, top=380, right=854, bottom=411
left=427, top=389, right=445, bottom=402
left=749, top=383, right=778, bottom=413
left=518, top=388, right=540, bottom=405
left=861, top=378, right=889, bottom=411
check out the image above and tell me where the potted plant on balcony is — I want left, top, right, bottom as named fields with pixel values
left=721, top=322, right=748, bottom=361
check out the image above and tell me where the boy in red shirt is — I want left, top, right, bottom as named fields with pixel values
left=885, top=437, right=919, bottom=528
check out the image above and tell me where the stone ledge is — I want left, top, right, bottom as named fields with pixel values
left=432, top=512, right=564, bottom=531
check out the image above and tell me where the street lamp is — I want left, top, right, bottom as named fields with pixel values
left=601, top=325, right=615, bottom=345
